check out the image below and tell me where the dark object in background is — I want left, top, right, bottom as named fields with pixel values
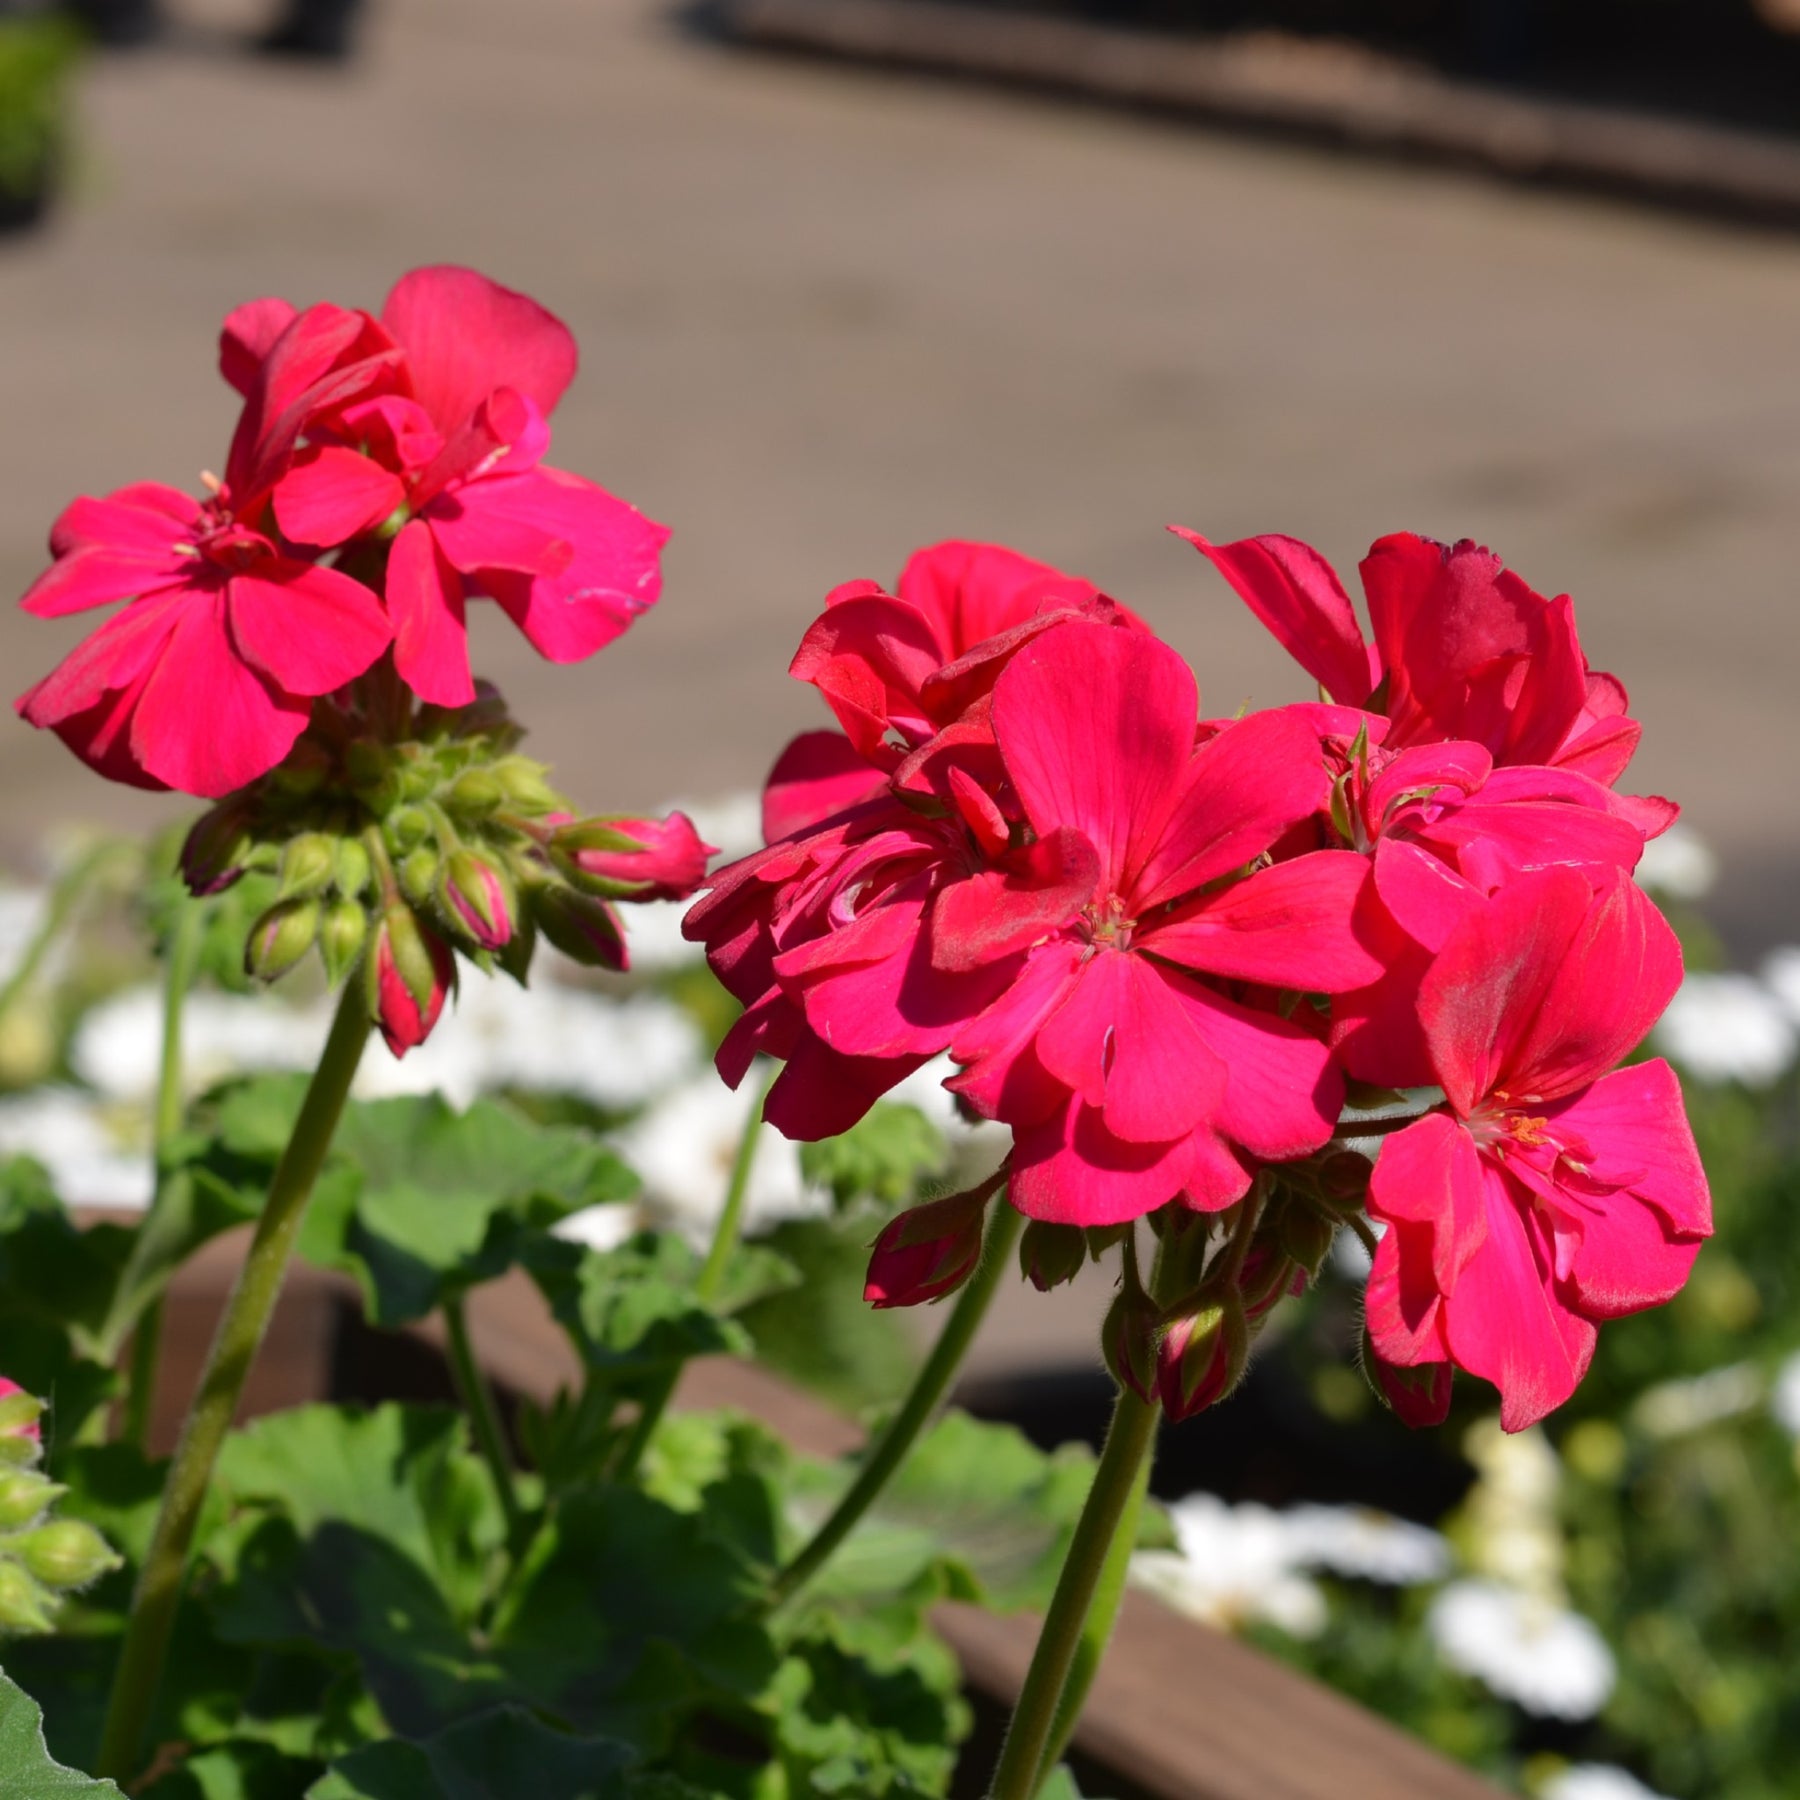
left=255, top=0, right=364, bottom=59
left=59, top=0, right=156, bottom=47
left=0, top=4, right=80, bottom=236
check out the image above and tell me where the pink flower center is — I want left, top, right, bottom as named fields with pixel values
left=1083, top=892, right=1136, bottom=952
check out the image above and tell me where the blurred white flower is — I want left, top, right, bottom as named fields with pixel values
left=1632, top=1362, right=1763, bottom=1439
left=619, top=897, right=705, bottom=972
left=1282, top=1503, right=1452, bottom=1585
left=554, top=1200, right=640, bottom=1253
left=0, top=1088, right=153, bottom=1210
left=1131, top=1495, right=1328, bottom=1638
left=668, top=790, right=764, bottom=863
left=1653, top=972, right=1796, bottom=1089
left=1768, top=1352, right=1800, bottom=1438
left=1428, top=1579, right=1615, bottom=1719
left=1633, top=822, right=1717, bottom=902
left=1761, top=945, right=1800, bottom=1027
left=1462, top=1420, right=1564, bottom=1598
left=74, top=987, right=329, bottom=1101
left=620, top=1064, right=829, bottom=1249
left=0, top=886, right=52, bottom=986
left=1542, top=1767, right=1673, bottom=1800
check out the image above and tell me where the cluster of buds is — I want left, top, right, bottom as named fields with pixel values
left=0, top=1379, right=121, bottom=1636
left=180, top=682, right=713, bottom=1056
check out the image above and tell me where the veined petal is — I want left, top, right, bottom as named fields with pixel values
left=763, top=1028, right=931, bottom=1141
left=789, top=594, right=946, bottom=760
left=897, top=538, right=1104, bottom=655
left=16, top=589, right=186, bottom=726
left=1010, top=1099, right=1205, bottom=1227
left=1368, top=1111, right=1488, bottom=1293
left=931, top=828, right=1099, bottom=974
left=388, top=519, right=474, bottom=707
left=225, top=561, right=392, bottom=696
left=1364, top=1220, right=1452, bottom=1366
left=219, top=296, right=299, bottom=396
left=947, top=938, right=1084, bottom=1126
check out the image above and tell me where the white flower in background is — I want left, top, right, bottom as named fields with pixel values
left=1768, top=1352, right=1800, bottom=1438
left=620, top=897, right=704, bottom=972
left=73, top=987, right=330, bottom=1101
left=620, top=1065, right=828, bottom=1249
left=0, top=886, right=52, bottom=986
left=0, top=1088, right=153, bottom=1210
left=1653, top=972, right=1796, bottom=1089
left=1632, top=822, right=1717, bottom=902
left=1632, top=1362, right=1763, bottom=1439
left=1461, top=1420, right=1564, bottom=1597
left=1130, top=1495, right=1328, bottom=1638
left=1762, top=945, right=1800, bottom=1027
left=1282, top=1504, right=1451, bottom=1585
left=1542, top=1766, right=1674, bottom=1800
left=1427, top=1579, right=1616, bottom=1719
left=669, top=790, right=764, bottom=863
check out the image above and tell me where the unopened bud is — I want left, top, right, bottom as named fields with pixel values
left=1018, top=1221, right=1087, bottom=1293
left=346, top=738, right=398, bottom=813
left=490, top=755, right=563, bottom=814
left=179, top=801, right=251, bottom=897
left=1157, top=1291, right=1249, bottom=1421
left=532, top=885, right=626, bottom=972
left=0, top=1470, right=58, bottom=1531
left=399, top=844, right=440, bottom=908
left=244, top=897, right=320, bottom=984
left=276, top=832, right=337, bottom=901
left=1101, top=1283, right=1161, bottom=1404
left=0, top=1382, right=43, bottom=1466
left=443, top=768, right=504, bottom=820
left=385, top=806, right=432, bottom=856
left=14, top=1519, right=121, bottom=1591
left=0, top=1560, right=56, bottom=1634
left=318, top=899, right=370, bottom=986
left=334, top=837, right=373, bottom=901
left=1278, top=1206, right=1338, bottom=1279
left=437, top=851, right=515, bottom=951
left=1361, top=1326, right=1453, bottom=1429
left=864, top=1189, right=992, bottom=1309
left=365, top=906, right=454, bottom=1059
left=270, top=737, right=332, bottom=799
left=552, top=812, right=716, bottom=904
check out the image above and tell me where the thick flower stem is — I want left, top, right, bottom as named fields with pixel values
left=97, top=980, right=369, bottom=1785
left=986, top=1372, right=1161, bottom=1800
left=610, top=1069, right=776, bottom=1483
left=769, top=1195, right=1024, bottom=1612
left=444, top=1293, right=526, bottom=1553
left=122, top=899, right=207, bottom=1452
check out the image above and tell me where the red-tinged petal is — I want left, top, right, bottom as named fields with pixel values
left=131, top=599, right=310, bottom=797
left=1414, top=793, right=1648, bottom=894
left=47, top=484, right=202, bottom=559
left=1143, top=850, right=1380, bottom=992
left=947, top=765, right=1010, bottom=859
left=1364, top=1221, right=1452, bottom=1366
left=930, top=828, right=1099, bottom=975
left=1173, top=525, right=1376, bottom=706
left=897, top=538, right=1104, bottom=655
left=1131, top=707, right=1330, bottom=910
left=21, top=543, right=192, bottom=621
left=382, top=265, right=578, bottom=432
left=995, top=621, right=1194, bottom=892
left=16, top=588, right=187, bottom=726
left=473, top=468, right=669, bottom=663
left=219, top=296, right=299, bottom=395
left=1170, top=975, right=1342, bottom=1162
left=1032, top=950, right=1227, bottom=1142
left=1363, top=740, right=1492, bottom=827
left=1444, top=1166, right=1597, bottom=1430
left=426, top=484, right=572, bottom=578
left=1368, top=1350, right=1454, bottom=1429
left=1368, top=1111, right=1488, bottom=1294
left=764, top=1030, right=931, bottom=1141
left=32, top=684, right=169, bottom=790
left=1329, top=884, right=1441, bottom=1090
left=225, top=562, right=391, bottom=696
left=789, top=594, right=946, bottom=762
left=1371, top=837, right=1482, bottom=952
left=1551, top=670, right=1639, bottom=785
left=1010, top=1098, right=1206, bottom=1228
left=947, top=938, right=1085, bottom=1126
left=763, top=731, right=887, bottom=842
left=388, top=519, right=474, bottom=707
left=273, top=446, right=405, bottom=549
left=1544, top=1059, right=1712, bottom=1242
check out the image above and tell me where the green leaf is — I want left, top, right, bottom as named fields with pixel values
left=305, top=1095, right=639, bottom=1327
left=0, top=1320, right=116, bottom=1457
left=798, top=1104, right=945, bottom=1211
left=305, top=1708, right=633, bottom=1800
left=0, top=1161, right=133, bottom=1353
left=1037, top=1771, right=1112, bottom=1800
left=139, top=1740, right=321, bottom=1800
left=0, top=1671, right=122, bottom=1796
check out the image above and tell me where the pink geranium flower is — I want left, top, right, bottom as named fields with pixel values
left=267, top=266, right=669, bottom=706
left=1178, top=528, right=1648, bottom=785
left=1364, top=868, right=1712, bottom=1430
left=15, top=305, right=398, bottom=796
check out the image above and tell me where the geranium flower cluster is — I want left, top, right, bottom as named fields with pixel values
left=14, top=267, right=710, bottom=1054
left=686, top=533, right=1714, bottom=1431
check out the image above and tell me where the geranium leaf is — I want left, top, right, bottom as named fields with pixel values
left=138, top=1740, right=320, bottom=1800
left=798, top=1103, right=946, bottom=1211
left=0, top=1671, right=122, bottom=1796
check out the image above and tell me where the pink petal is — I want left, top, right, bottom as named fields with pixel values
left=1173, top=526, right=1376, bottom=706
left=930, top=828, right=1099, bottom=975
left=24, top=486, right=203, bottom=619
left=897, top=538, right=1104, bottom=655
left=789, top=594, right=946, bottom=762
left=1363, top=740, right=1492, bottom=827
left=219, top=296, right=299, bottom=396
left=17, top=589, right=185, bottom=728
left=273, top=447, right=405, bottom=548
left=1368, top=1111, right=1488, bottom=1295
left=1130, top=707, right=1330, bottom=910
left=1364, top=1223, right=1451, bottom=1366
left=994, top=621, right=1195, bottom=893
left=1142, top=850, right=1380, bottom=991
left=947, top=938, right=1085, bottom=1126
left=1371, top=836, right=1482, bottom=951
left=48, top=484, right=201, bottom=558
left=762, top=731, right=887, bottom=842
left=1009, top=1099, right=1209, bottom=1228
left=383, top=265, right=578, bottom=432
left=225, top=562, right=392, bottom=696
left=764, top=1029, right=930, bottom=1141
left=388, top=520, right=474, bottom=707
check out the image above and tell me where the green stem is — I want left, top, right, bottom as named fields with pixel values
left=769, top=1192, right=1022, bottom=1611
left=96, top=979, right=369, bottom=1785
left=444, top=1293, right=526, bottom=1552
left=610, top=1068, right=776, bottom=1481
left=121, top=900, right=207, bottom=1451
left=0, top=838, right=122, bottom=1023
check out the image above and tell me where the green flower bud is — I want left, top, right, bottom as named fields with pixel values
left=443, top=768, right=504, bottom=820
left=399, top=845, right=441, bottom=908
left=270, top=738, right=333, bottom=800
left=346, top=738, right=399, bottom=813
left=0, top=1389, right=44, bottom=1465
left=244, top=897, right=321, bottom=984
left=1101, top=1283, right=1161, bottom=1404
left=489, top=755, right=563, bottom=815
left=276, top=831, right=338, bottom=902
left=0, top=1559, right=57, bottom=1634
left=334, top=837, right=373, bottom=901
left=436, top=851, right=515, bottom=951
left=1157, top=1292, right=1249, bottom=1422
left=1279, top=1204, right=1338, bottom=1278
left=14, top=1518, right=121, bottom=1591
left=1018, top=1221, right=1087, bottom=1293
left=318, top=898, right=370, bottom=986
left=531, top=884, right=625, bottom=971
left=385, top=805, right=432, bottom=856
left=0, top=1470, right=59, bottom=1532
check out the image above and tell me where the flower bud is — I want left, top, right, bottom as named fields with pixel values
left=437, top=851, right=515, bottom=951
left=1157, top=1291, right=1249, bottom=1421
left=14, top=1519, right=121, bottom=1591
left=531, top=885, right=626, bottom=972
left=399, top=845, right=440, bottom=908
left=365, top=906, right=454, bottom=1059
left=318, top=898, right=370, bottom=986
left=0, top=1469, right=59, bottom=1531
left=179, top=801, right=251, bottom=897
left=443, top=768, right=504, bottom=820
left=0, top=1559, right=57, bottom=1635
left=244, top=897, right=321, bottom=984
left=864, top=1189, right=991, bottom=1309
left=1101, top=1282, right=1161, bottom=1404
left=1361, top=1327, right=1453, bottom=1428
left=552, top=812, right=715, bottom=903
left=270, top=737, right=332, bottom=800
left=334, top=836, right=373, bottom=901
left=1279, top=1205, right=1338, bottom=1280
left=1237, top=1245, right=1305, bottom=1320
left=385, top=805, right=432, bottom=856
left=275, top=831, right=338, bottom=902
left=490, top=755, right=563, bottom=814
left=1018, top=1220, right=1087, bottom=1293
left=0, top=1381, right=43, bottom=1467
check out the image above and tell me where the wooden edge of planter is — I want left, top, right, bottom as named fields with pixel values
left=143, top=1234, right=1506, bottom=1800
